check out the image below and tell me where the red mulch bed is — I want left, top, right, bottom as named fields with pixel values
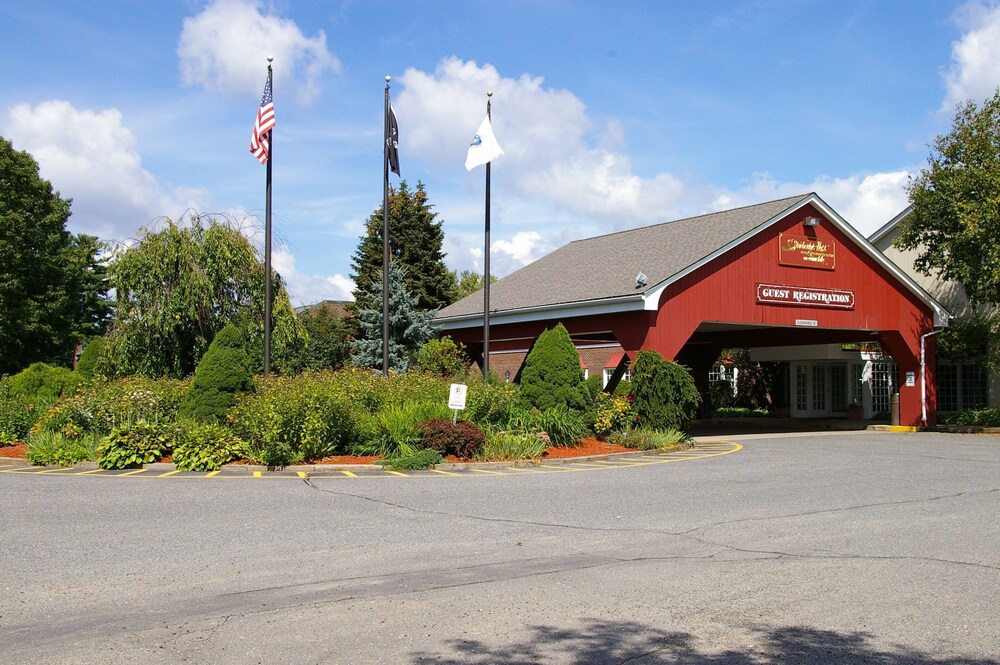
left=542, top=436, right=634, bottom=459
left=0, top=443, right=28, bottom=459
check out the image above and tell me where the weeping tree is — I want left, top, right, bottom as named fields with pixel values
left=100, top=215, right=305, bottom=378
left=351, top=263, right=435, bottom=372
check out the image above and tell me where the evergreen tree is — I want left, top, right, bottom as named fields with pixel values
left=350, top=181, right=456, bottom=315
left=351, top=263, right=434, bottom=372
left=75, top=337, right=104, bottom=380
left=178, top=325, right=253, bottom=422
left=0, top=137, right=111, bottom=374
left=630, top=350, right=700, bottom=430
left=519, top=323, right=590, bottom=412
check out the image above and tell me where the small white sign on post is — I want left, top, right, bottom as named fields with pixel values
left=449, top=383, right=468, bottom=423
left=905, top=371, right=916, bottom=387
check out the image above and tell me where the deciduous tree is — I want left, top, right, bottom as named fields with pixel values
left=101, top=215, right=305, bottom=378
left=895, top=89, right=1000, bottom=306
left=0, top=137, right=111, bottom=374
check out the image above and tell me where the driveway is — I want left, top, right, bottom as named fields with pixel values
left=1, top=431, right=997, bottom=664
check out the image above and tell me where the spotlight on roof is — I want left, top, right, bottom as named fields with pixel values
left=803, top=216, right=821, bottom=227
left=635, top=272, right=648, bottom=288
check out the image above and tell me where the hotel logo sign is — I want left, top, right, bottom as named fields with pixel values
left=779, top=233, right=836, bottom=270
left=757, top=284, right=855, bottom=309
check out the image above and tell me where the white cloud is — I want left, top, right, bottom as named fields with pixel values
left=942, top=1, right=1000, bottom=111
left=2, top=100, right=208, bottom=241
left=490, top=231, right=551, bottom=275
left=271, top=244, right=354, bottom=306
left=397, top=57, right=687, bottom=225
left=178, top=0, right=339, bottom=104
left=711, top=171, right=911, bottom=237
left=400, top=58, right=912, bottom=277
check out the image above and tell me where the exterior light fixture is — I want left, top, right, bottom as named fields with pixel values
left=803, top=216, right=821, bottom=227
left=635, top=272, right=648, bottom=288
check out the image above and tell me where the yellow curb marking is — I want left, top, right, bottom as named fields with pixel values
left=3, top=442, right=743, bottom=480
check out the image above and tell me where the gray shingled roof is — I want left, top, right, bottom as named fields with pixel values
left=437, top=193, right=812, bottom=320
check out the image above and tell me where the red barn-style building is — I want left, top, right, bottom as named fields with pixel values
left=436, top=194, right=950, bottom=427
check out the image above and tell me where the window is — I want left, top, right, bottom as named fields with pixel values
left=850, top=364, right=864, bottom=406
left=812, top=365, right=827, bottom=411
left=937, top=361, right=988, bottom=412
left=871, top=360, right=896, bottom=415
left=602, top=367, right=631, bottom=388
left=796, top=365, right=808, bottom=411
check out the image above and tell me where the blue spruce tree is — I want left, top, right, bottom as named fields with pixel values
left=351, top=263, right=434, bottom=372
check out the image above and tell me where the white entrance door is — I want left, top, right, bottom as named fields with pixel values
left=793, top=362, right=850, bottom=417
left=811, top=364, right=829, bottom=416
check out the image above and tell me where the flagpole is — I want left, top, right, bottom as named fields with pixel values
left=382, top=76, right=391, bottom=376
left=264, top=57, right=273, bottom=377
left=483, top=91, right=492, bottom=380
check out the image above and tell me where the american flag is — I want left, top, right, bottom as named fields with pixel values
left=250, top=76, right=275, bottom=164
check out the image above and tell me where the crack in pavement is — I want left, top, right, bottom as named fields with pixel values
left=300, top=477, right=1000, bottom=573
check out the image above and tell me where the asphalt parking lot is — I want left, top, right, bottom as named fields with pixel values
left=1, top=430, right=998, bottom=664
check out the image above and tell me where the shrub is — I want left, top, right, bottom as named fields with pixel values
left=417, top=418, right=485, bottom=458
left=414, top=336, right=469, bottom=377
left=75, top=338, right=104, bottom=380
left=33, top=376, right=190, bottom=436
left=940, top=408, right=1000, bottom=426
left=531, top=405, right=590, bottom=446
left=627, top=427, right=691, bottom=451
left=354, top=399, right=453, bottom=457
left=585, top=374, right=604, bottom=398
left=26, top=432, right=99, bottom=467
left=98, top=422, right=175, bottom=469
left=178, top=325, right=253, bottom=422
left=0, top=380, right=38, bottom=444
left=612, top=378, right=632, bottom=398
left=378, top=448, right=444, bottom=470
left=518, top=324, right=590, bottom=413
left=9, top=362, right=81, bottom=405
left=173, top=422, right=248, bottom=471
left=712, top=406, right=769, bottom=418
left=464, top=381, right=527, bottom=430
left=229, top=374, right=352, bottom=462
left=630, top=351, right=700, bottom=430
left=709, top=377, right=734, bottom=410
left=476, top=430, right=547, bottom=461
left=592, top=393, right=634, bottom=439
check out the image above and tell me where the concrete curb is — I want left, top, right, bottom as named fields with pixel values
left=865, top=425, right=920, bottom=432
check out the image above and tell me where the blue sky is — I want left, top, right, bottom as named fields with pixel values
left=3, top=1, right=999, bottom=306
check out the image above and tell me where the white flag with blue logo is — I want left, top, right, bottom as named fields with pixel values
left=465, top=114, right=504, bottom=171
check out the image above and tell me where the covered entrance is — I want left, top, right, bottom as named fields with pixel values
left=436, top=194, right=950, bottom=427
